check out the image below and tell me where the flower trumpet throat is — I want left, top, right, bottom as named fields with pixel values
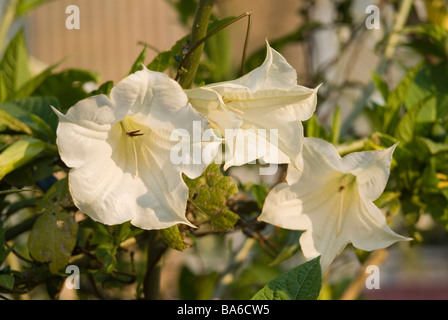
left=119, top=117, right=145, bottom=178
left=336, top=174, right=356, bottom=237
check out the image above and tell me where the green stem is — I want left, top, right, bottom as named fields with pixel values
left=336, top=138, right=368, bottom=156
left=340, top=0, right=414, bottom=136
left=143, top=230, right=167, bottom=300
left=177, top=0, right=215, bottom=89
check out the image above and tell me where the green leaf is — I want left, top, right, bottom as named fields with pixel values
left=0, top=29, right=32, bottom=99
left=0, top=72, right=8, bottom=102
left=37, top=178, right=71, bottom=212
left=248, top=183, right=269, bottom=209
left=33, top=68, right=99, bottom=112
left=383, top=61, right=423, bottom=134
left=371, top=72, right=389, bottom=101
left=0, top=137, right=53, bottom=180
left=113, top=221, right=143, bottom=245
left=0, top=108, right=33, bottom=134
left=406, top=64, right=448, bottom=122
left=28, top=210, right=78, bottom=274
left=330, top=106, right=341, bottom=144
left=251, top=256, right=322, bottom=300
left=146, top=35, right=189, bottom=73
left=160, top=225, right=189, bottom=251
left=11, top=61, right=62, bottom=100
left=147, top=51, right=174, bottom=72
left=418, top=137, right=448, bottom=154
left=16, top=0, right=52, bottom=16
left=129, top=44, right=147, bottom=74
left=95, top=242, right=117, bottom=273
left=0, top=99, right=58, bottom=141
left=89, top=80, right=114, bottom=96
left=183, top=163, right=239, bottom=232
left=0, top=274, right=14, bottom=290
left=305, top=115, right=328, bottom=140
left=394, top=97, right=428, bottom=144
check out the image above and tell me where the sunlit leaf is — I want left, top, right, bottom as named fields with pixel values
left=0, top=137, right=54, bottom=180
left=28, top=210, right=78, bottom=274
left=183, top=163, right=239, bottom=232
left=0, top=29, right=31, bottom=99
left=160, top=225, right=189, bottom=251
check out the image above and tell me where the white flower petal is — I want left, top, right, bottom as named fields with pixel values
left=55, top=68, right=218, bottom=230
left=342, top=144, right=398, bottom=201
left=186, top=41, right=319, bottom=170
left=259, top=137, right=410, bottom=272
left=53, top=96, right=118, bottom=168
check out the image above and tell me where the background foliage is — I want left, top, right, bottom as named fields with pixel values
left=1, top=0, right=448, bottom=300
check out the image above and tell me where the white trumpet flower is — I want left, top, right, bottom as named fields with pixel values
left=53, top=67, right=219, bottom=230
left=258, top=137, right=411, bottom=272
left=185, top=41, right=320, bottom=171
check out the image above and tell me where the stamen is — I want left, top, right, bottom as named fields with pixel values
left=126, top=130, right=144, bottom=137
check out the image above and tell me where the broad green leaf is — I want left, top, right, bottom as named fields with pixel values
left=0, top=108, right=33, bottom=134
left=0, top=137, right=53, bottom=180
left=147, top=50, right=174, bottom=72
left=13, top=96, right=60, bottom=133
left=0, top=29, right=31, bottom=99
left=406, top=64, right=448, bottom=122
left=37, top=178, right=70, bottom=212
left=251, top=256, right=322, bottom=300
left=147, top=35, right=189, bottom=73
left=183, top=163, right=239, bottom=232
left=33, top=68, right=99, bottom=112
left=160, top=225, right=189, bottom=251
left=28, top=210, right=78, bottom=274
left=0, top=100, right=56, bottom=141
left=11, top=61, right=62, bottom=99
